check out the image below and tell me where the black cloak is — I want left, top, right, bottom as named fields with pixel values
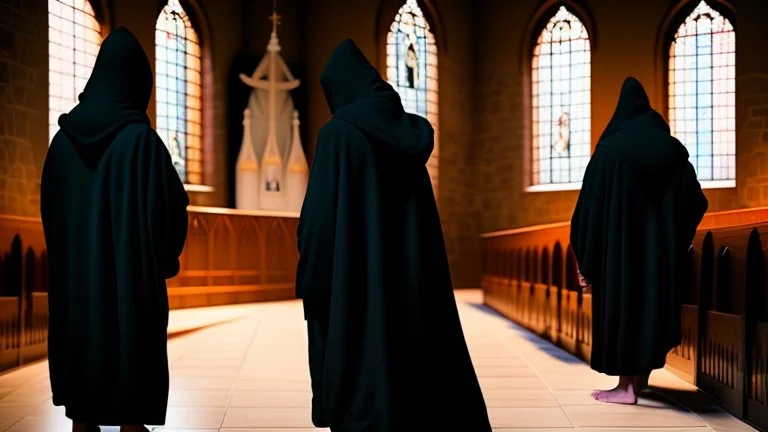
left=570, top=77, right=708, bottom=376
left=40, top=27, right=189, bottom=425
left=296, top=39, right=491, bottom=431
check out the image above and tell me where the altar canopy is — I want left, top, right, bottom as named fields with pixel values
left=236, top=8, right=307, bottom=213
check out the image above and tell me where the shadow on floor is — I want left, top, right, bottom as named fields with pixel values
left=166, top=314, right=250, bottom=340
left=465, top=302, right=583, bottom=364
left=647, top=386, right=753, bottom=424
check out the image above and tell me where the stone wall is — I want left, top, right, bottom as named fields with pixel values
left=0, top=0, right=47, bottom=217
left=472, top=0, right=768, bottom=240
left=736, top=0, right=768, bottom=209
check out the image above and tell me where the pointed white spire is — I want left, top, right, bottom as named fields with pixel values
left=236, top=108, right=260, bottom=210
left=234, top=1, right=305, bottom=214
left=285, top=110, right=309, bottom=213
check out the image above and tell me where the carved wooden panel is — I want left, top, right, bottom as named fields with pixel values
left=480, top=207, right=768, bottom=429
left=0, top=207, right=300, bottom=372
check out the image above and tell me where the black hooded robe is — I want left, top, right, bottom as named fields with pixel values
left=570, top=77, right=708, bottom=376
left=296, top=40, right=491, bottom=431
left=40, top=27, right=189, bottom=425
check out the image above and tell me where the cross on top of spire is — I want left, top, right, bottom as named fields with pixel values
left=269, top=0, right=281, bottom=35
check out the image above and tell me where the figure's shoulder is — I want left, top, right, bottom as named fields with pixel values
left=319, top=118, right=366, bottom=142
left=110, top=124, right=169, bottom=155
left=116, top=123, right=160, bottom=141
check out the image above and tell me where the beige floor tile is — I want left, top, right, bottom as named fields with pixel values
left=238, top=366, right=310, bottom=380
left=562, top=404, right=706, bottom=428
left=171, top=357, right=243, bottom=368
left=544, top=374, right=618, bottom=390
left=229, top=390, right=312, bottom=408
left=5, top=416, right=72, bottom=432
left=0, top=386, right=16, bottom=399
left=222, top=407, right=314, bottom=428
left=0, top=389, right=52, bottom=405
left=575, top=429, right=712, bottom=432
left=167, top=389, right=230, bottom=407
left=235, top=379, right=310, bottom=391
left=487, top=407, right=573, bottom=428
left=151, top=429, right=219, bottom=432
left=220, top=429, right=328, bottom=432
left=0, top=291, right=758, bottom=432
left=482, top=389, right=559, bottom=407
left=551, top=389, right=603, bottom=405
left=480, top=377, right=549, bottom=389
left=492, top=429, right=575, bottom=432
left=473, top=357, right=528, bottom=367
left=161, top=407, right=226, bottom=429
left=471, top=343, right=519, bottom=353
left=170, top=367, right=241, bottom=378
left=475, top=366, right=540, bottom=378
left=0, top=406, right=37, bottom=430
left=170, top=376, right=235, bottom=390
left=695, top=408, right=760, bottom=432
left=178, top=350, right=247, bottom=360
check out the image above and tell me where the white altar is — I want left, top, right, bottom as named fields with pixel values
left=236, top=9, right=308, bottom=213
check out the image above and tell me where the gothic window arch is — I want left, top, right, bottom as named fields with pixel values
left=48, top=0, right=103, bottom=143
left=385, top=0, right=439, bottom=193
left=156, top=0, right=204, bottom=185
left=667, top=0, right=735, bottom=188
left=529, top=5, right=592, bottom=191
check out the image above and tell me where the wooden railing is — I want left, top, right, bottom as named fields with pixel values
left=481, top=207, right=768, bottom=430
left=0, top=206, right=299, bottom=372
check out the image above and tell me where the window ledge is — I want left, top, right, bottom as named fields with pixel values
left=526, top=182, right=582, bottom=193
left=184, top=184, right=215, bottom=193
left=700, top=180, right=736, bottom=190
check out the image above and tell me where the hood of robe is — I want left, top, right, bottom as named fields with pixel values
left=596, top=77, right=691, bottom=199
left=320, top=39, right=434, bottom=167
left=57, top=26, right=153, bottom=166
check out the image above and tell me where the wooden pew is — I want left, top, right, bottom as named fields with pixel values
left=480, top=207, right=768, bottom=431
left=0, top=206, right=300, bottom=372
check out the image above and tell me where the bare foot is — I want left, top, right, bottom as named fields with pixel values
left=591, top=376, right=638, bottom=405
left=591, top=384, right=638, bottom=404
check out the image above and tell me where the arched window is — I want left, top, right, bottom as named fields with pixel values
left=668, top=0, right=735, bottom=188
left=48, top=0, right=102, bottom=143
left=386, top=0, right=439, bottom=193
left=530, top=5, right=591, bottom=190
left=156, top=0, right=203, bottom=185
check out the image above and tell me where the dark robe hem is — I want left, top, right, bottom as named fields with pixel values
left=590, top=346, right=676, bottom=376
left=59, top=401, right=166, bottom=426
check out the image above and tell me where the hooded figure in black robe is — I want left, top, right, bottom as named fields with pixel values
left=570, top=77, right=708, bottom=404
left=296, top=39, right=491, bottom=431
left=40, top=27, right=189, bottom=428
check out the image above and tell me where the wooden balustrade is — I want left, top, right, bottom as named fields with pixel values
left=481, top=207, right=768, bottom=431
left=0, top=206, right=299, bottom=372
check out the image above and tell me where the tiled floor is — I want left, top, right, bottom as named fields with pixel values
left=0, top=290, right=759, bottom=432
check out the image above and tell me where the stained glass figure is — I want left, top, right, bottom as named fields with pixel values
left=531, top=6, right=591, bottom=188
left=386, top=0, right=439, bottom=194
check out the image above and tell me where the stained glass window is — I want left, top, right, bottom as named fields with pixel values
left=531, top=6, right=591, bottom=190
left=386, top=0, right=439, bottom=193
left=48, top=0, right=102, bottom=144
left=669, top=0, right=735, bottom=187
left=156, top=0, right=203, bottom=184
